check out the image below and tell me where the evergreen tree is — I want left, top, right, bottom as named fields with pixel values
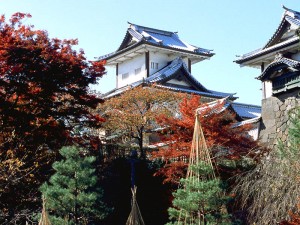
left=40, top=146, right=111, bottom=225
left=167, top=162, right=231, bottom=225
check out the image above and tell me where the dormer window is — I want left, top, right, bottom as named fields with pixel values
left=151, top=62, right=158, bottom=69
left=122, top=73, right=129, bottom=80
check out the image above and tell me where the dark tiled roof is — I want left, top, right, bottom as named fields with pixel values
left=231, top=102, right=261, bottom=119
left=146, top=57, right=209, bottom=92
left=155, top=85, right=234, bottom=99
left=196, top=98, right=261, bottom=121
left=127, top=23, right=212, bottom=54
left=257, top=56, right=300, bottom=80
left=235, top=36, right=299, bottom=64
left=99, top=23, right=214, bottom=61
left=235, top=6, right=300, bottom=64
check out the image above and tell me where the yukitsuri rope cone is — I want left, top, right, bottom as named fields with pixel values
left=176, top=114, right=217, bottom=224
left=186, top=114, right=215, bottom=180
left=126, top=186, right=145, bottom=225
left=38, top=197, right=52, bottom=225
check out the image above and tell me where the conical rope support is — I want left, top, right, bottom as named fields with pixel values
left=126, top=186, right=146, bottom=225
left=176, top=114, right=216, bottom=225
left=38, top=196, right=52, bottom=225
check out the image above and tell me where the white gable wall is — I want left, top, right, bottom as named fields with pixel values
left=117, top=55, right=146, bottom=88
left=149, top=51, right=177, bottom=76
left=117, top=49, right=193, bottom=88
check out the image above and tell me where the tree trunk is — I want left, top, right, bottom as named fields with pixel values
left=74, top=171, right=78, bottom=225
left=138, top=129, right=144, bottom=158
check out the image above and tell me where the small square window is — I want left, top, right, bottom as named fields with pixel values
left=135, top=68, right=141, bottom=75
left=122, top=73, right=129, bottom=79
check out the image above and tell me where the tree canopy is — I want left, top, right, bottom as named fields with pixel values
left=153, top=95, right=260, bottom=184
left=99, top=84, right=180, bottom=157
left=167, top=163, right=231, bottom=225
left=40, top=146, right=111, bottom=225
left=0, top=13, right=106, bottom=222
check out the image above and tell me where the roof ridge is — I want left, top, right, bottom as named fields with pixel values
left=232, top=102, right=261, bottom=108
left=283, top=5, right=300, bottom=19
left=235, top=36, right=299, bottom=63
left=262, top=6, right=300, bottom=50
left=128, top=22, right=175, bottom=36
left=145, top=57, right=216, bottom=93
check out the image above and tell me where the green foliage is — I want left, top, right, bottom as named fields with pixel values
left=278, top=107, right=300, bottom=158
left=40, top=146, right=111, bottom=224
left=235, top=107, right=300, bottom=224
left=166, top=162, right=231, bottom=225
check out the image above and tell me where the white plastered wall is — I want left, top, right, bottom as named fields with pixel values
left=117, top=55, right=146, bottom=88
left=262, top=80, right=273, bottom=99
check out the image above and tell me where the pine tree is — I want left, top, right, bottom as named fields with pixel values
left=40, top=146, right=110, bottom=225
left=166, top=162, right=231, bottom=225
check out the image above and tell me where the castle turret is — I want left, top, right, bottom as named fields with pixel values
left=99, top=22, right=214, bottom=89
left=235, top=6, right=300, bottom=147
left=99, top=23, right=239, bottom=102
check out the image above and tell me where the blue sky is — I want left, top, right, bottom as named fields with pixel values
left=1, top=0, right=299, bottom=105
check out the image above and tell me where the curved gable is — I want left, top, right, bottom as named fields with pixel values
left=264, top=6, right=300, bottom=49
left=235, top=6, right=300, bottom=66
left=146, top=57, right=209, bottom=92
left=257, top=56, right=300, bottom=80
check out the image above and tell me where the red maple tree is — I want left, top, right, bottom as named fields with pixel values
left=153, top=95, right=260, bottom=184
left=280, top=211, right=300, bottom=225
left=0, top=12, right=106, bottom=221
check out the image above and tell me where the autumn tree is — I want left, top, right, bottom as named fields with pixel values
left=0, top=13, right=106, bottom=222
left=153, top=95, right=260, bottom=184
left=99, top=84, right=180, bottom=157
left=40, top=146, right=111, bottom=225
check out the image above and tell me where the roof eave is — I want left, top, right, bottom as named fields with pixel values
left=99, top=41, right=214, bottom=66
left=257, top=58, right=300, bottom=80
left=235, top=38, right=299, bottom=67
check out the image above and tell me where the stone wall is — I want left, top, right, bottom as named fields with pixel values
left=259, top=89, right=300, bottom=148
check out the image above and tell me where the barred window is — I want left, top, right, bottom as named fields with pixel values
left=151, top=62, right=158, bottom=69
